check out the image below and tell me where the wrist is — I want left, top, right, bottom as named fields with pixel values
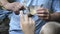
left=48, top=12, right=60, bottom=22
left=48, top=13, right=51, bottom=20
left=45, top=13, right=51, bottom=21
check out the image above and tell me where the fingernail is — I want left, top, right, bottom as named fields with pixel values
left=20, top=10, right=23, bottom=16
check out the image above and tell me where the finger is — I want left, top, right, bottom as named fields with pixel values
left=29, top=17, right=32, bottom=24
left=17, top=4, right=22, bottom=9
left=37, top=10, right=48, bottom=14
left=29, top=17, right=35, bottom=25
left=20, top=11, right=24, bottom=29
left=14, top=2, right=23, bottom=10
left=37, top=14, right=49, bottom=19
left=18, top=3, right=24, bottom=10
left=24, top=14, right=29, bottom=23
left=37, top=11, right=49, bottom=14
left=32, top=19, right=35, bottom=26
left=29, top=18, right=35, bottom=30
left=37, top=8, right=45, bottom=11
left=39, top=16, right=49, bottom=20
left=37, top=8, right=49, bottom=14
left=30, top=17, right=35, bottom=25
left=37, top=14, right=48, bottom=17
left=20, top=10, right=24, bottom=23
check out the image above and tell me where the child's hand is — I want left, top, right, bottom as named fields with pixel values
left=20, top=11, right=35, bottom=34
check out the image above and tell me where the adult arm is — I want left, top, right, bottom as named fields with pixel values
left=0, top=0, right=24, bottom=15
left=37, top=0, right=60, bottom=22
left=48, top=0, right=60, bottom=22
left=0, top=0, right=9, bottom=6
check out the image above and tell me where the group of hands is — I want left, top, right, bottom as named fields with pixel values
left=3, top=2, right=50, bottom=34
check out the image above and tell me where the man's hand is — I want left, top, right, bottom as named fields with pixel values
left=20, top=11, right=35, bottom=34
left=3, top=2, right=24, bottom=14
left=37, top=8, right=50, bottom=20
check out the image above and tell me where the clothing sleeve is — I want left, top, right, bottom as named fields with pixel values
left=0, top=10, right=12, bottom=21
left=52, top=0, right=60, bottom=12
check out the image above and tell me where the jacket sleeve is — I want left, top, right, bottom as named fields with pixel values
left=0, top=10, right=12, bottom=22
